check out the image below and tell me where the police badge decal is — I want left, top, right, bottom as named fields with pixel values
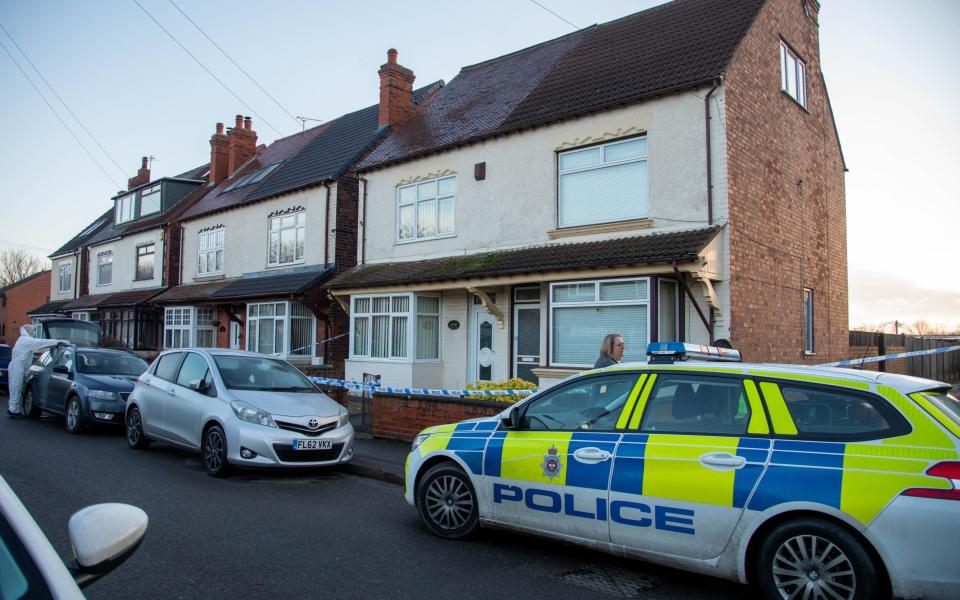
left=541, top=446, right=563, bottom=480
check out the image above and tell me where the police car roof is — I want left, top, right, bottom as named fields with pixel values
left=594, top=361, right=947, bottom=395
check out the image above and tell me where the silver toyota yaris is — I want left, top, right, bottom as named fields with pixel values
left=125, top=348, right=353, bottom=476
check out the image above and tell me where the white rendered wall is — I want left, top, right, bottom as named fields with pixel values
left=87, top=228, right=164, bottom=292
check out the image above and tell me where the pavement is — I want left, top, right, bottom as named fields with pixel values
left=344, top=432, right=409, bottom=485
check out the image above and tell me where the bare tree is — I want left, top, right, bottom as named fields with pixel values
left=0, top=248, right=45, bottom=288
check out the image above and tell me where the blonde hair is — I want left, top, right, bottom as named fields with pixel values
left=599, top=333, right=623, bottom=359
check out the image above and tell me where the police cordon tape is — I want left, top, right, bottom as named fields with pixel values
left=817, top=344, right=960, bottom=368
left=273, top=332, right=349, bottom=358
left=308, top=376, right=539, bottom=398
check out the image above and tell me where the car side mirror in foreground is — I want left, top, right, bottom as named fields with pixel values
left=67, top=503, right=148, bottom=588
left=53, top=365, right=70, bottom=375
left=500, top=408, right=520, bottom=430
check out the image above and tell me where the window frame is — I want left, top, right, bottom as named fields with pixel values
left=349, top=293, right=442, bottom=363
left=395, top=175, right=457, bottom=243
left=266, top=211, right=305, bottom=267
left=556, top=136, right=650, bottom=229
left=197, top=227, right=225, bottom=277
left=637, top=372, right=755, bottom=437
left=757, top=378, right=912, bottom=442
left=163, top=306, right=194, bottom=349
left=779, top=40, right=808, bottom=109
left=245, top=301, right=316, bottom=359
left=139, top=184, right=161, bottom=217
left=803, top=288, right=815, bottom=354
left=548, top=276, right=651, bottom=368
left=516, top=372, right=642, bottom=432
left=96, top=251, right=113, bottom=287
left=58, top=261, right=71, bottom=293
left=135, top=243, right=155, bottom=281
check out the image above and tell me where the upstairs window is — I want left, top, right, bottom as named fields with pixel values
left=397, top=176, right=456, bottom=242
left=780, top=40, right=807, bottom=108
left=558, top=137, right=649, bottom=228
left=96, top=252, right=113, bottom=286
left=198, top=227, right=225, bottom=276
left=135, top=243, right=155, bottom=281
left=268, top=211, right=304, bottom=266
left=140, top=185, right=161, bottom=216
left=115, top=194, right=135, bottom=224
left=58, top=262, right=71, bottom=292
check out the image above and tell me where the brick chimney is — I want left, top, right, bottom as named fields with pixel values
left=227, top=115, right=258, bottom=176
left=209, top=122, right=229, bottom=184
left=127, top=156, right=151, bottom=190
left=378, top=49, right=416, bottom=128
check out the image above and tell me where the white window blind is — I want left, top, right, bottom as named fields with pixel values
left=397, top=176, right=456, bottom=241
left=558, top=138, right=648, bottom=228
left=350, top=294, right=440, bottom=361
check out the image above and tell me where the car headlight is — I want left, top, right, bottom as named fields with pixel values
left=337, top=406, right=350, bottom=428
left=88, top=390, right=118, bottom=401
left=230, top=400, right=277, bottom=428
left=412, top=433, right=430, bottom=451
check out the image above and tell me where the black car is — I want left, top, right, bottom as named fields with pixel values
left=24, top=345, right=149, bottom=433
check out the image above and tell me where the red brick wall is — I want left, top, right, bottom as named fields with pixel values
left=328, top=174, right=360, bottom=370
left=724, top=0, right=848, bottom=363
left=1, top=272, right=51, bottom=345
left=372, top=393, right=504, bottom=441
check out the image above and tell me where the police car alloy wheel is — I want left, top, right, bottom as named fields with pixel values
left=416, top=463, right=479, bottom=539
left=756, top=518, right=883, bottom=600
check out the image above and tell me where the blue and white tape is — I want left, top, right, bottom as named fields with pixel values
left=818, top=344, right=960, bottom=368
left=308, top=376, right=538, bottom=398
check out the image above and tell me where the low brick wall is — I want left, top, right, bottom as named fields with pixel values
left=372, top=393, right=506, bottom=441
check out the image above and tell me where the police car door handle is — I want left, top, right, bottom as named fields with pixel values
left=573, top=448, right=611, bottom=463
left=699, top=452, right=746, bottom=471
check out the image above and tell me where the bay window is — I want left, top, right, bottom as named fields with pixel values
left=350, top=294, right=440, bottom=361
left=397, top=176, right=456, bottom=242
left=550, top=278, right=650, bottom=367
left=246, top=301, right=316, bottom=358
left=558, top=137, right=648, bottom=228
left=164, top=307, right=193, bottom=349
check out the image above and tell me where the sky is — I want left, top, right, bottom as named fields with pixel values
left=0, top=0, right=957, bottom=330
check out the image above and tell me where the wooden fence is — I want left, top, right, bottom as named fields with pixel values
left=849, top=331, right=960, bottom=383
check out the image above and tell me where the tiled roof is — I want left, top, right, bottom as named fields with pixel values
left=27, top=300, right=70, bottom=316
left=180, top=83, right=442, bottom=222
left=62, top=287, right=165, bottom=310
left=49, top=208, right=114, bottom=258
left=0, top=270, right=49, bottom=294
left=359, top=0, right=764, bottom=170
left=174, top=163, right=210, bottom=180
left=152, top=279, right=234, bottom=304
left=210, top=266, right=332, bottom=300
left=326, top=226, right=720, bottom=289
left=63, top=292, right=110, bottom=311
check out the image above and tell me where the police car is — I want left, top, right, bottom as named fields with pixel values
left=404, top=343, right=960, bottom=600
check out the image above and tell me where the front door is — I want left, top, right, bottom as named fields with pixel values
left=230, top=321, right=241, bottom=350
left=468, top=299, right=497, bottom=385
left=513, top=305, right=541, bottom=383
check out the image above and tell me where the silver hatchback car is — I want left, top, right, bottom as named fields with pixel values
left=125, top=349, right=353, bottom=476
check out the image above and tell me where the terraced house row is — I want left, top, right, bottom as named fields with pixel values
left=31, top=0, right=848, bottom=389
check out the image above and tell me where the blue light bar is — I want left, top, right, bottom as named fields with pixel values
left=646, top=342, right=742, bottom=363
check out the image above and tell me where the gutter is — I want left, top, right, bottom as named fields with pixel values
left=323, top=183, right=331, bottom=266
left=704, top=77, right=721, bottom=225
left=360, top=177, right=368, bottom=266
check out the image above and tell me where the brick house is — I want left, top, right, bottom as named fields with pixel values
left=58, top=157, right=212, bottom=350
left=0, top=270, right=51, bottom=345
left=326, top=0, right=847, bottom=389
left=151, top=64, right=441, bottom=368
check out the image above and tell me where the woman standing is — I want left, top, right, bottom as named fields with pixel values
left=594, top=333, right=625, bottom=368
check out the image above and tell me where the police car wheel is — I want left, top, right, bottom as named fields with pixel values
left=416, top=463, right=479, bottom=539
left=756, top=518, right=884, bottom=600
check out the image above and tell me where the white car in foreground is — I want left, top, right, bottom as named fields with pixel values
left=0, top=475, right=147, bottom=598
left=125, top=349, right=353, bottom=476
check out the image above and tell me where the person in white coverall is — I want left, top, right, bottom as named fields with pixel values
left=7, top=324, right=64, bottom=418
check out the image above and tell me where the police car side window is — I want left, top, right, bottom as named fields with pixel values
left=775, top=383, right=909, bottom=440
left=640, top=374, right=750, bottom=435
left=521, top=373, right=639, bottom=431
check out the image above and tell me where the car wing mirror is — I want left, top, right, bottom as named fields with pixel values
left=500, top=407, right=521, bottom=429
left=67, top=503, right=148, bottom=588
left=53, top=365, right=69, bottom=374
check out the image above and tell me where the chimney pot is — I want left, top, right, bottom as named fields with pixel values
left=387, top=48, right=398, bottom=64
left=141, top=156, right=149, bottom=169
left=244, top=116, right=252, bottom=130
left=216, top=122, right=224, bottom=135
left=235, top=115, right=243, bottom=129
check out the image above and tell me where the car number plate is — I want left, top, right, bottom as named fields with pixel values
left=292, top=439, right=332, bottom=450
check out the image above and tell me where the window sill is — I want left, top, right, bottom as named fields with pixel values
left=548, top=218, right=653, bottom=240
left=195, top=273, right=225, bottom=281
left=266, top=261, right=305, bottom=269
left=395, top=233, right=457, bottom=245
left=134, top=277, right=154, bottom=282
